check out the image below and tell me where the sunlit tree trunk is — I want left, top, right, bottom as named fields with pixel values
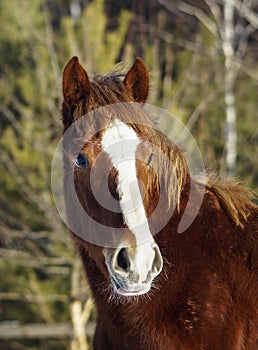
left=70, top=260, right=93, bottom=350
left=223, top=0, right=237, bottom=177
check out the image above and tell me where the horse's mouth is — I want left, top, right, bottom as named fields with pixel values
left=111, top=277, right=151, bottom=297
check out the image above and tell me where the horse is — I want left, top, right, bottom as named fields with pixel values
left=61, top=56, right=258, bottom=349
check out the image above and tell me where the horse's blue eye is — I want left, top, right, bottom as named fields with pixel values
left=75, top=153, right=89, bottom=168
left=147, top=153, right=153, bottom=165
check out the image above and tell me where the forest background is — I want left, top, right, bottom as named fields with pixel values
left=0, top=0, right=257, bottom=349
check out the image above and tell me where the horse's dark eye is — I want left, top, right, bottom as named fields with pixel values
left=147, top=153, right=153, bottom=165
left=74, top=153, right=89, bottom=168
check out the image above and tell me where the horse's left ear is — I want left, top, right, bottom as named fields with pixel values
left=62, top=56, right=90, bottom=106
left=124, top=57, right=149, bottom=103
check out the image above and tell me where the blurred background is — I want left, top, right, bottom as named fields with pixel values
left=0, top=0, right=257, bottom=349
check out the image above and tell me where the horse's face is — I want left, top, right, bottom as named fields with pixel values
left=62, top=57, right=163, bottom=296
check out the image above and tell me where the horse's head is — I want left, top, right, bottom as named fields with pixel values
left=61, top=57, right=186, bottom=297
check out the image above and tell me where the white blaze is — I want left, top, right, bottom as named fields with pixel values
left=101, top=119, right=153, bottom=243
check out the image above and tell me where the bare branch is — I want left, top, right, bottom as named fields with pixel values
left=0, top=104, right=23, bottom=134
left=28, top=270, right=54, bottom=323
left=0, top=292, right=68, bottom=303
left=0, top=152, right=66, bottom=237
left=0, top=103, right=54, bottom=156
left=0, top=248, right=71, bottom=267
left=159, top=0, right=218, bottom=35
left=230, top=0, right=258, bottom=28
left=81, top=298, right=94, bottom=325
left=0, top=322, right=95, bottom=340
left=186, top=88, right=222, bottom=131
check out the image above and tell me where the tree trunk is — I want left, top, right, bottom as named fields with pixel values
left=70, top=260, right=93, bottom=350
left=223, top=0, right=237, bottom=177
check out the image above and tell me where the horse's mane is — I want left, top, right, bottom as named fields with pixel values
left=204, top=176, right=255, bottom=228
left=62, top=72, right=255, bottom=229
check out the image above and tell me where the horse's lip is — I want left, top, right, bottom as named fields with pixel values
left=117, top=286, right=150, bottom=296
left=112, top=277, right=150, bottom=296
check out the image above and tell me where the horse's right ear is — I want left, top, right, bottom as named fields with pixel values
left=62, top=56, right=90, bottom=106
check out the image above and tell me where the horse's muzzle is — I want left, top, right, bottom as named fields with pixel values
left=105, top=240, right=163, bottom=296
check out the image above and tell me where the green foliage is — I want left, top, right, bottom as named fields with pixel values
left=235, top=74, right=258, bottom=192
left=0, top=0, right=131, bottom=348
left=60, top=0, right=132, bottom=72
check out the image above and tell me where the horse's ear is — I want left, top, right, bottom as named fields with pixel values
left=62, top=56, right=90, bottom=106
left=123, top=57, right=149, bottom=103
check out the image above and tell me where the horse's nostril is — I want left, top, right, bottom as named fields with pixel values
left=152, top=244, right=163, bottom=274
left=116, top=248, right=130, bottom=272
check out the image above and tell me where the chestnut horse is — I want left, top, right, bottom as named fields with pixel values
left=61, top=57, right=257, bottom=349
